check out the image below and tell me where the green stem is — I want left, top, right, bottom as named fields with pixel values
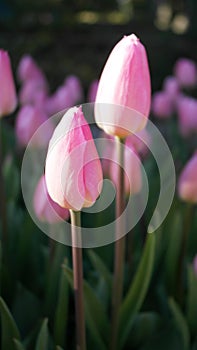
left=177, top=203, right=193, bottom=304
left=0, top=119, right=7, bottom=244
left=70, top=210, right=86, bottom=350
left=110, top=137, right=125, bottom=350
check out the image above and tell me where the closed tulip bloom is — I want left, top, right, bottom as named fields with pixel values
left=15, top=105, right=54, bottom=147
left=19, top=79, right=48, bottom=106
left=95, top=34, right=151, bottom=138
left=177, top=95, right=197, bottom=137
left=33, top=175, right=69, bottom=223
left=152, top=91, right=174, bottom=119
left=87, top=80, right=99, bottom=103
left=45, top=106, right=103, bottom=211
left=0, top=50, right=17, bottom=117
left=178, top=151, right=197, bottom=203
left=174, top=58, right=197, bottom=88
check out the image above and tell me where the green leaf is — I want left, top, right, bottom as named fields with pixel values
left=13, top=339, right=25, bottom=350
left=119, top=232, right=155, bottom=349
left=88, top=250, right=112, bottom=298
left=54, top=258, right=69, bottom=348
left=186, top=265, right=197, bottom=336
left=169, top=297, right=190, bottom=350
left=35, top=318, right=49, bottom=350
left=0, top=297, right=21, bottom=350
left=63, top=265, right=108, bottom=350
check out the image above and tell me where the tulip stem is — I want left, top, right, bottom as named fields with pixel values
left=111, top=137, right=125, bottom=350
left=0, top=119, right=7, bottom=244
left=70, top=210, right=86, bottom=350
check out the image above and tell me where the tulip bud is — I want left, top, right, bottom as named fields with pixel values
left=17, top=54, right=47, bottom=86
left=177, top=95, right=197, bottom=137
left=152, top=91, right=174, bottom=119
left=87, top=80, right=99, bottom=103
left=163, top=76, right=180, bottom=102
left=178, top=152, right=197, bottom=203
left=33, top=175, right=69, bottom=223
left=19, top=79, right=48, bottom=106
left=95, top=34, right=151, bottom=138
left=0, top=50, right=17, bottom=117
left=45, top=106, right=103, bottom=211
left=64, top=75, right=83, bottom=104
left=174, top=58, right=197, bottom=88
left=15, top=105, right=54, bottom=147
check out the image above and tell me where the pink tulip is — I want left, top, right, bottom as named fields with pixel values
left=33, top=175, right=69, bottom=223
left=19, top=79, right=48, bottom=106
left=0, top=50, right=17, bottom=117
left=17, top=55, right=47, bottom=86
left=178, top=151, right=197, bottom=203
left=110, top=143, right=142, bottom=195
left=15, top=105, right=54, bottom=147
left=193, top=255, right=197, bottom=276
left=45, top=106, right=103, bottom=210
left=95, top=34, right=151, bottom=138
left=87, top=80, right=99, bottom=102
left=177, top=95, right=197, bottom=137
left=64, top=75, right=83, bottom=104
left=163, top=76, right=180, bottom=102
left=174, top=58, right=197, bottom=88
left=152, top=91, right=174, bottom=119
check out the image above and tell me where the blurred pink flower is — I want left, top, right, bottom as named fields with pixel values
left=95, top=34, right=151, bottom=138
left=33, top=175, right=69, bottom=223
left=178, top=151, right=197, bottom=203
left=87, top=80, right=99, bottom=103
left=64, top=75, right=83, bottom=104
left=0, top=50, right=17, bottom=117
left=45, top=106, right=103, bottom=210
left=174, top=58, right=197, bottom=88
left=152, top=91, right=174, bottom=119
left=15, top=105, right=54, bottom=147
left=125, top=128, right=151, bottom=157
left=19, top=79, right=48, bottom=106
left=177, top=95, right=197, bottom=137
left=17, top=55, right=47, bottom=86
left=193, top=255, right=197, bottom=276
left=163, top=76, right=180, bottom=102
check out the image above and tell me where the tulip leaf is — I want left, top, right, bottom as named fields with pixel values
left=186, top=265, right=197, bottom=336
left=35, top=318, right=49, bottom=350
left=13, top=339, right=25, bottom=350
left=169, top=297, right=190, bottom=350
left=0, top=297, right=21, bottom=350
left=119, top=232, right=155, bottom=349
left=54, top=258, right=69, bottom=348
left=63, top=265, right=109, bottom=350
left=88, top=250, right=112, bottom=294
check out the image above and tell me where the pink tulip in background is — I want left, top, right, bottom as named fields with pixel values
left=174, top=58, right=197, bottom=88
left=125, top=128, right=151, bottom=157
left=19, top=79, right=48, bottom=106
left=193, top=255, right=197, bottom=276
left=64, top=75, right=83, bottom=104
left=15, top=105, right=54, bottom=147
left=163, top=76, right=180, bottom=102
left=152, top=91, right=174, bottom=119
left=95, top=34, right=151, bottom=138
left=17, top=54, right=47, bottom=87
left=178, top=151, right=197, bottom=203
left=87, top=80, right=99, bottom=102
left=33, top=175, right=69, bottom=223
left=177, top=95, right=197, bottom=137
left=0, top=50, right=17, bottom=117
left=45, top=106, right=103, bottom=211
